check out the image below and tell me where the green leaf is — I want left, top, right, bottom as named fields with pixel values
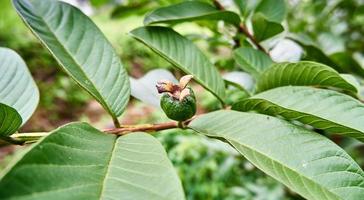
left=0, top=103, right=22, bottom=137
left=0, top=47, right=39, bottom=125
left=144, top=1, right=240, bottom=26
left=111, top=1, right=155, bottom=19
left=233, top=86, right=364, bottom=142
left=130, top=26, right=226, bottom=102
left=0, top=123, right=185, bottom=199
left=90, top=0, right=109, bottom=7
left=255, top=0, right=286, bottom=23
left=289, top=34, right=364, bottom=78
left=256, top=61, right=358, bottom=94
left=233, top=0, right=259, bottom=18
left=233, top=0, right=247, bottom=16
left=330, top=52, right=364, bottom=78
left=13, top=0, right=130, bottom=120
left=189, top=110, right=364, bottom=200
left=252, top=14, right=284, bottom=42
left=233, top=46, right=273, bottom=78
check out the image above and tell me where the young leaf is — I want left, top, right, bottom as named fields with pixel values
left=13, top=0, right=130, bottom=121
left=0, top=47, right=39, bottom=125
left=130, top=26, right=226, bottom=102
left=233, top=46, right=273, bottom=78
left=0, top=103, right=22, bottom=137
left=256, top=61, right=358, bottom=94
left=189, top=110, right=364, bottom=200
left=144, top=1, right=240, bottom=26
left=233, top=86, right=364, bottom=142
left=233, top=0, right=259, bottom=18
left=0, top=123, right=185, bottom=200
left=255, top=0, right=286, bottom=23
left=252, top=14, right=284, bottom=42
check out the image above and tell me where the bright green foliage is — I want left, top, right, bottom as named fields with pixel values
left=0, top=47, right=38, bottom=125
left=144, top=1, right=240, bottom=26
left=252, top=14, right=284, bottom=42
left=189, top=110, right=364, bottom=200
left=255, top=0, right=286, bottom=23
left=3, top=0, right=364, bottom=199
left=233, top=47, right=273, bottom=78
left=233, top=86, right=364, bottom=142
left=130, top=26, right=226, bottom=102
left=0, top=103, right=22, bottom=137
left=13, top=0, right=130, bottom=119
left=0, top=123, right=185, bottom=200
left=89, top=0, right=109, bottom=7
left=256, top=61, right=358, bottom=93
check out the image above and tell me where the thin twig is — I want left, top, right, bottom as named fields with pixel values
left=238, top=24, right=268, bottom=54
left=212, top=0, right=268, bottom=54
left=105, top=117, right=195, bottom=135
left=5, top=118, right=196, bottom=146
left=104, top=121, right=178, bottom=135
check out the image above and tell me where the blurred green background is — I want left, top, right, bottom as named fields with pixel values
left=1, top=0, right=364, bottom=199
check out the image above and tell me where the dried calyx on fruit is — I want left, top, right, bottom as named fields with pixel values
left=157, top=75, right=196, bottom=122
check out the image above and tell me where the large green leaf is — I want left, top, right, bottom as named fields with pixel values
left=189, top=110, right=364, bottom=200
left=0, top=103, right=22, bottom=137
left=13, top=0, right=130, bottom=120
left=233, top=46, right=273, bottom=78
left=0, top=123, right=185, bottom=200
left=255, top=0, right=286, bottom=23
left=144, top=1, right=240, bottom=26
left=252, top=14, right=284, bottom=42
left=0, top=47, right=39, bottom=125
left=130, top=26, right=225, bottom=102
left=233, top=86, right=364, bottom=142
left=256, top=61, right=358, bottom=94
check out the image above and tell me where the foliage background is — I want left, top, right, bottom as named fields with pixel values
left=1, top=0, right=364, bottom=199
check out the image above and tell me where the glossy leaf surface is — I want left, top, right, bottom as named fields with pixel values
left=14, top=0, right=130, bottom=119
left=0, top=47, right=39, bottom=125
left=233, top=86, right=364, bottom=142
left=144, top=1, right=240, bottom=26
left=0, top=123, right=185, bottom=200
left=256, top=61, right=358, bottom=93
left=189, top=110, right=364, bottom=200
left=0, top=103, right=22, bottom=137
left=233, top=46, right=273, bottom=78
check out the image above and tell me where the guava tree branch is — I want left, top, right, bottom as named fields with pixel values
left=3, top=120, right=194, bottom=145
left=212, top=0, right=268, bottom=54
left=104, top=121, right=179, bottom=135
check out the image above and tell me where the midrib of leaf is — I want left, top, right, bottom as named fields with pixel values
left=99, top=136, right=118, bottom=199
left=131, top=34, right=225, bottom=104
left=15, top=2, right=117, bottom=120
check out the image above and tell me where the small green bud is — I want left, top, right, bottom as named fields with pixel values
left=157, top=75, right=196, bottom=121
